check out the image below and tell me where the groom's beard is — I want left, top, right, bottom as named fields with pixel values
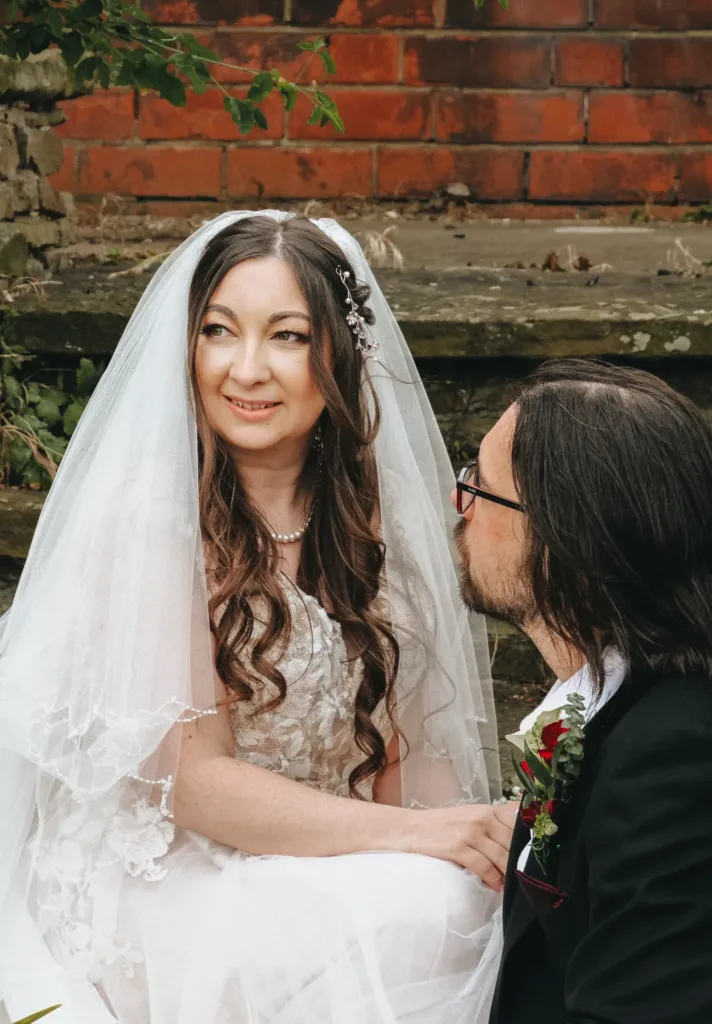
left=454, top=518, right=535, bottom=629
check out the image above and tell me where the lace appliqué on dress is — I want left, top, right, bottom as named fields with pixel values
left=230, top=587, right=388, bottom=798
left=31, top=783, right=175, bottom=981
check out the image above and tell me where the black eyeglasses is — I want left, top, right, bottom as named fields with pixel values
left=456, top=460, right=524, bottom=515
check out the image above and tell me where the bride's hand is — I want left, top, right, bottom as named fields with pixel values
left=393, top=801, right=519, bottom=893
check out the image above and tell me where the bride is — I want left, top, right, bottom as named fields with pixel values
left=0, top=212, right=512, bottom=1024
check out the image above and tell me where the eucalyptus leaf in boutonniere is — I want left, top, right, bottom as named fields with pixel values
left=506, top=693, right=586, bottom=870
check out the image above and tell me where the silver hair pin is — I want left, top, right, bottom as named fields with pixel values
left=335, top=267, right=379, bottom=359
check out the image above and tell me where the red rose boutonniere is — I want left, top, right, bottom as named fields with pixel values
left=507, top=693, right=586, bottom=870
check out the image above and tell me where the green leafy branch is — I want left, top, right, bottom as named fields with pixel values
left=0, top=0, right=343, bottom=135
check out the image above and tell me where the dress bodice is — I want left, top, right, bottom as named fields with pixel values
left=229, top=586, right=386, bottom=798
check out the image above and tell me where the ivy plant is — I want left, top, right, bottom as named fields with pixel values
left=0, top=0, right=344, bottom=134
left=0, top=332, right=103, bottom=488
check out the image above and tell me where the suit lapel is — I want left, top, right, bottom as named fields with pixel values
left=500, top=669, right=655, bottom=960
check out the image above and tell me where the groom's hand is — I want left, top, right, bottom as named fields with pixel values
left=400, top=801, right=517, bottom=892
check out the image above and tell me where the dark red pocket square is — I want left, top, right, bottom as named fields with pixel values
left=516, top=869, right=569, bottom=914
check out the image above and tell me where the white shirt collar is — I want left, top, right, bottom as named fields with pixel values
left=514, top=649, right=627, bottom=874
left=518, top=648, right=627, bottom=736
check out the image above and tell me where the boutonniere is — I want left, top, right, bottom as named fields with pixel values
left=507, top=693, right=585, bottom=871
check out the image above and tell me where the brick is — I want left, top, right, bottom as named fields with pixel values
left=197, top=32, right=308, bottom=84
left=329, top=33, right=401, bottom=83
left=594, top=0, right=712, bottom=30
left=202, top=32, right=399, bottom=86
left=226, top=146, right=372, bottom=198
left=139, top=88, right=283, bottom=141
left=404, top=35, right=551, bottom=88
left=377, top=146, right=525, bottom=198
left=142, top=0, right=282, bottom=25
left=48, top=144, right=76, bottom=193
left=554, top=38, right=624, bottom=87
left=77, top=145, right=222, bottom=197
left=680, top=154, right=712, bottom=202
left=446, top=0, right=587, bottom=29
left=290, top=0, right=436, bottom=28
left=528, top=150, right=677, bottom=202
left=589, top=92, right=712, bottom=144
left=56, top=90, right=135, bottom=141
left=629, top=39, right=712, bottom=88
left=437, top=91, right=584, bottom=144
left=289, top=89, right=431, bottom=141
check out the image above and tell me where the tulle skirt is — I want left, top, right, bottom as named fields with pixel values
left=99, top=829, right=503, bottom=1024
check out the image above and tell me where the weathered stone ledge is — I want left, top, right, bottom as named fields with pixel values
left=5, top=263, right=712, bottom=360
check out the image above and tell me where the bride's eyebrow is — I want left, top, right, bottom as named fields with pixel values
left=204, top=303, right=237, bottom=322
left=267, top=311, right=310, bottom=326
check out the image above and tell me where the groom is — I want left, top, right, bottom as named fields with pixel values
left=453, top=359, right=712, bottom=1024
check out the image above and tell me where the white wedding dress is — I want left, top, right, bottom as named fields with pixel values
left=0, top=212, right=503, bottom=1024
left=98, top=586, right=502, bottom=1024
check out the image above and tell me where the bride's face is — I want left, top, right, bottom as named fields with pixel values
left=195, top=256, right=329, bottom=454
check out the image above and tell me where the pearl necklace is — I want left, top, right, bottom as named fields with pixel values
left=269, top=505, right=315, bottom=545
left=268, top=435, right=322, bottom=545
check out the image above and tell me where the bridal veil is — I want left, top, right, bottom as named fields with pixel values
left=0, top=211, right=499, bottom=1021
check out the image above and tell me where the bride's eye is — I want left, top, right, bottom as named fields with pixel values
left=200, top=323, right=230, bottom=339
left=274, top=329, right=310, bottom=345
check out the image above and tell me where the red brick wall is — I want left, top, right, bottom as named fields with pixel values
left=52, top=0, right=712, bottom=211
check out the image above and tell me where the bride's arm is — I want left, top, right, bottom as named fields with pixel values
left=172, top=673, right=514, bottom=887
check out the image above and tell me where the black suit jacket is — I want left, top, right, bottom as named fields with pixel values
left=490, top=670, right=712, bottom=1024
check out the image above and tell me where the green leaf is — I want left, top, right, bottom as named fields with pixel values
left=35, top=399, right=63, bottom=427
left=75, top=56, right=99, bottom=86
left=37, top=428, right=67, bottom=458
left=297, top=40, right=314, bottom=52
left=180, top=35, right=220, bottom=61
left=6, top=1, right=20, bottom=21
left=157, top=72, right=186, bottom=106
left=60, top=31, right=85, bottom=68
left=511, top=757, right=536, bottom=797
left=76, top=0, right=105, bottom=18
left=8, top=440, right=32, bottom=473
left=183, top=64, right=208, bottom=95
left=63, top=399, right=87, bottom=437
left=524, top=744, right=551, bottom=791
left=14, top=411, right=42, bottom=433
left=312, top=36, right=327, bottom=51
left=317, top=105, right=344, bottom=133
left=247, top=70, right=274, bottom=104
left=318, top=49, right=336, bottom=75
left=307, top=105, right=322, bottom=126
left=224, top=96, right=255, bottom=135
left=97, top=59, right=111, bottom=89
left=3, top=376, right=22, bottom=399
left=314, top=88, right=337, bottom=111
left=29, top=26, right=51, bottom=52
left=46, top=10, right=64, bottom=38
left=252, top=107, right=268, bottom=131
left=76, top=358, right=99, bottom=394
left=21, top=460, right=49, bottom=489
left=279, top=81, right=297, bottom=112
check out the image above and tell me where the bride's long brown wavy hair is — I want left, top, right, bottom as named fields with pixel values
left=187, top=215, right=400, bottom=796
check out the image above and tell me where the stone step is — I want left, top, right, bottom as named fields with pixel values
left=4, top=262, right=711, bottom=360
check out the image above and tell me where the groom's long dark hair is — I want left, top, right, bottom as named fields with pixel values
left=512, top=358, right=712, bottom=692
